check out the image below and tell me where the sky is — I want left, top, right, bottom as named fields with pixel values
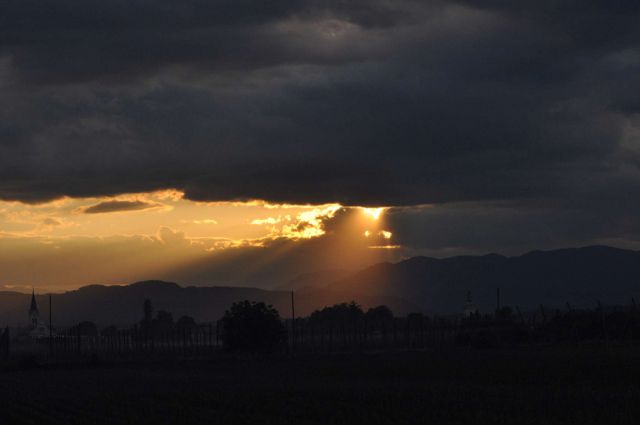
left=1, top=1, right=640, bottom=291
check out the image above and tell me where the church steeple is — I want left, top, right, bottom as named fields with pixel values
left=30, top=289, right=38, bottom=314
left=29, top=289, right=40, bottom=329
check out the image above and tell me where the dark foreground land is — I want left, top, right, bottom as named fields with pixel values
left=1, top=346, right=639, bottom=425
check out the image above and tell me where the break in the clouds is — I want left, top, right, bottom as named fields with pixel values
left=82, top=200, right=162, bottom=214
left=1, top=0, right=640, bottom=271
left=0, top=196, right=398, bottom=289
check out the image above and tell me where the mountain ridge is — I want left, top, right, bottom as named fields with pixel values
left=327, top=245, right=640, bottom=313
left=0, top=280, right=418, bottom=328
left=2, top=245, right=639, bottom=326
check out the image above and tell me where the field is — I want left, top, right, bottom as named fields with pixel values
left=1, top=346, right=639, bottom=424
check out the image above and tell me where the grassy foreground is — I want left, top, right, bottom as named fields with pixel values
left=1, top=346, right=639, bottom=424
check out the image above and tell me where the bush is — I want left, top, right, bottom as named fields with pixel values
left=309, top=302, right=364, bottom=328
left=221, top=301, right=286, bottom=352
left=366, top=305, right=394, bottom=332
left=176, top=315, right=197, bottom=331
left=72, top=321, right=98, bottom=337
left=101, top=325, right=118, bottom=337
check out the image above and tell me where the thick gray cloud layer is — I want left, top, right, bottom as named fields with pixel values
left=1, top=0, right=640, bottom=251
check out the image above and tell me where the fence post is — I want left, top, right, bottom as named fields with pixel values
left=393, top=319, right=397, bottom=347
left=49, top=294, right=53, bottom=357
left=76, top=326, right=81, bottom=355
left=291, top=291, right=296, bottom=354
left=1, top=327, right=9, bottom=360
left=330, top=325, right=334, bottom=352
left=214, top=320, right=220, bottom=352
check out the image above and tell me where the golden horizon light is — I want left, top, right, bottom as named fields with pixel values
left=0, top=189, right=402, bottom=290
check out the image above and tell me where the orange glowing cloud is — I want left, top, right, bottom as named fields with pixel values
left=252, top=204, right=342, bottom=240
left=0, top=189, right=402, bottom=290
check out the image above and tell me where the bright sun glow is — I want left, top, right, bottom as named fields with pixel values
left=361, top=207, right=385, bottom=220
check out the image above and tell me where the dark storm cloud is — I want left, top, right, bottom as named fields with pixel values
left=0, top=0, right=410, bottom=84
left=82, top=200, right=161, bottom=214
left=1, top=0, right=640, bottom=249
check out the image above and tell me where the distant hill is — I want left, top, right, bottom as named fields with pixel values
left=328, top=246, right=640, bottom=313
left=3, top=245, right=639, bottom=327
left=0, top=281, right=418, bottom=328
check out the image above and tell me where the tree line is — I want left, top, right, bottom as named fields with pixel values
left=18, top=297, right=640, bottom=359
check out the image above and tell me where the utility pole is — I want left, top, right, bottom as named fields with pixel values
left=291, top=291, right=296, bottom=353
left=496, top=287, right=501, bottom=312
left=49, top=294, right=53, bottom=357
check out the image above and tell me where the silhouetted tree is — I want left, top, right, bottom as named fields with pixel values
left=495, top=306, right=514, bottom=323
left=72, top=321, right=98, bottom=336
left=153, top=310, right=174, bottom=335
left=406, top=312, right=424, bottom=329
left=309, top=302, right=364, bottom=328
left=366, top=305, right=394, bottom=331
left=308, top=302, right=365, bottom=346
left=176, top=315, right=197, bottom=330
left=221, top=301, right=286, bottom=352
left=101, top=325, right=118, bottom=337
left=141, top=298, right=154, bottom=333
left=0, top=327, right=9, bottom=360
left=144, top=298, right=153, bottom=322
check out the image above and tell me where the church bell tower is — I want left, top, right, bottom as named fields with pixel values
left=29, top=289, right=40, bottom=329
